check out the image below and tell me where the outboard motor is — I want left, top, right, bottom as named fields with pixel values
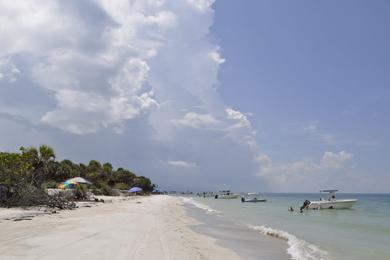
left=215, top=195, right=218, bottom=199
left=300, top=200, right=311, bottom=211
left=241, top=197, right=245, bottom=202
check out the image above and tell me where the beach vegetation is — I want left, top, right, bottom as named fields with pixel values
left=0, top=145, right=155, bottom=208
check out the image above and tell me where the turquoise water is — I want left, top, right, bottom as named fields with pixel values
left=182, top=193, right=390, bottom=260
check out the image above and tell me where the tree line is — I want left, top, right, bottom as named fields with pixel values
left=0, top=145, right=155, bottom=207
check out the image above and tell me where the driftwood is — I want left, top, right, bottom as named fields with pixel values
left=0, top=184, right=76, bottom=209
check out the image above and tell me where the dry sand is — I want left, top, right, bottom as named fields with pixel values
left=0, top=196, right=241, bottom=260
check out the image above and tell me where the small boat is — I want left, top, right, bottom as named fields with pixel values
left=301, top=190, right=357, bottom=210
left=214, top=190, right=239, bottom=199
left=241, top=193, right=267, bottom=202
left=196, top=192, right=215, bottom=198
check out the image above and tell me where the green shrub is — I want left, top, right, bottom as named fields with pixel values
left=42, top=180, right=58, bottom=189
left=113, top=182, right=128, bottom=190
left=90, top=186, right=102, bottom=195
left=100, top=184, right=114, bottom=196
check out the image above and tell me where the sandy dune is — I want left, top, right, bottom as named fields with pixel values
left=0, top=196, right=240, bottom=260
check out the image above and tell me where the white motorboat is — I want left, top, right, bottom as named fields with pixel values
left=241, top=193, right=267, bottom=202
left=301, top=190, right=357, bottom=210
left=214, top=190, right=239, bottom=199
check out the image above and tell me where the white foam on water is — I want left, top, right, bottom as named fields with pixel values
left=179, top=197, right=220, bottom=213
left=248, top=225, right=330, bottom=260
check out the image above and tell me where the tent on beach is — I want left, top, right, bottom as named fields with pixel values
left=128, top=187, right=142, bottom=194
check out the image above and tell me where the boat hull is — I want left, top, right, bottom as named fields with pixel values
left=308, top=199, right=357, bottom=209
left=215, top=194, right=239, bottom=199
left=242, top=198, right=267, bottom=202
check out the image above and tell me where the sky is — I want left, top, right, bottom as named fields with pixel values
left=0, top=0, right=389, bottom=192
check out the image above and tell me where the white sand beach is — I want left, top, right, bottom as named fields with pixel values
left=0, top=196, right=241, bottom=260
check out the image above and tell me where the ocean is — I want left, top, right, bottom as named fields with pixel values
left=180, top=193, right=390, bottom=260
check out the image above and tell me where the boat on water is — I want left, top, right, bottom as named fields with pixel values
left=214, top=190, right=239, bottom=199
left=301, top=190, right=357, bottom=210
left=241, top=193, right=267, bottom=202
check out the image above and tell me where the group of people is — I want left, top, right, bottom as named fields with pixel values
left=289, top=200, right=311, bottom=213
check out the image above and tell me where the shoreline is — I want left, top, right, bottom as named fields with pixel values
left=180, top=197, right=290, bottom=260
left=0, top=195, right=242, bottom=259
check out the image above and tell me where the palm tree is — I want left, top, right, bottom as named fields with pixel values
left=39, top=145, right=55, bottom=164
left=20, top=145, right=55, bottom=187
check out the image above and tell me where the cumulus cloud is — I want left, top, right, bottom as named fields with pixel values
left=209, top=50, right=226, bottom=64
left=0, top=0, right=178, bottom=134
left=165, top=160, right=198, bottom=168
left=225, top=108, right=252, bottom=129
left=172, top=112, right=220, bottom=129
left=321, top=151, right=353, bottom=168
left=258, top=150, right=353, bottom=176
left=257, top=150, right=354, bottom=190
left=187, top=0, right=214, bottom=11
left=0, top=0, right=236, bottom=137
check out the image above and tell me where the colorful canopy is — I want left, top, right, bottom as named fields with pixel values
left=59, top=177, right=92, bottom=189
left=128, top=187, right=143, bottom=193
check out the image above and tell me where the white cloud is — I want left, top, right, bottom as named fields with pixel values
left=0, top=0, right=236, bottom=137
left=321, top=151, right=353, bottom=168
left=0, top=0, right=175, bottom=134
left=165, top=160, right=197, bottom=168
left=186, top=0, right=215, bottom=11
left=0, top=1, right=78, bottom=56
left=258, top=150, right=353, bottom=177
left=257, top=150, right=354, bottom=190
left=172, top=112, right=220, bottom=129
left=209, top=50, right=226, bottom=64
left=225, top=108, right=252, bottom=129
left=0, top=57, right=20, bottom=83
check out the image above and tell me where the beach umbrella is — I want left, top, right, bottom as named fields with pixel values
left=59, top=181, right=78, bottom=189
left=60, top=177, right=92, bottom=189
left=62, top=182, right=77, bottom=188
left=65, top=177, right=92, bottom=185
left=128, top=187, right=143, bottom=193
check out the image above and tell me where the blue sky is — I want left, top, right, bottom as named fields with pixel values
left=213, top=0, right=390, bottom=191
left=0, top=0, right=388, bottom=192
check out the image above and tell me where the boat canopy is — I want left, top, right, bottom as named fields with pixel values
left=320, top=189, right=339, bottom=193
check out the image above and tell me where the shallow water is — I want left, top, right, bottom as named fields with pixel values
left=183, top=202, right=289, bottom=260
left=181, top=193, right=390, bottom=260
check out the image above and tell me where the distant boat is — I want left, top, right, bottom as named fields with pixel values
left=302, top=190, right=357, bottom=210
left=241, top=193, right=267, bottom=203
left=214, top=190, right=239, bottom=199
left=196, top=192, right=215, bottom=198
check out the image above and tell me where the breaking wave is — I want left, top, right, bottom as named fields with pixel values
left=179, top=197, right=329, bottom=259
left=179, top=197, right=219, bottom=213
left=249, top=225, right=330, bottom=260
